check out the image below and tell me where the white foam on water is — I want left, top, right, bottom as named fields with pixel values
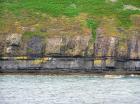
left=129, top=74, right=140, bottom=78
left=104, top=75, right=125, bottom=79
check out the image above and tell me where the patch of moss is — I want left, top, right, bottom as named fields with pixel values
left=23, top=31, right=46, bottom=39
left=64, top=3, right=79, bottom=17
left=87, top=18, right=98, bottom=41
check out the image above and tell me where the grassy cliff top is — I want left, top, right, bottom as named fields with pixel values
left=0, top=0, right=140, bottom=33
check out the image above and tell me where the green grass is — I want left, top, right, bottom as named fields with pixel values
left=87, top=18, right=98, bottom=41
left=0, top=0, right=140, bottom=27
left=23, top=31, right=46, bottom=39
left=122, top=0, right=140, bottom=7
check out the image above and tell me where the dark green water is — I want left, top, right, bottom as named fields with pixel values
left=0, top=75, right=140, bottom=104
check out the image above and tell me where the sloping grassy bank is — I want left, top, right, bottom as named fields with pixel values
left=0, top=0, right=140, bottom=27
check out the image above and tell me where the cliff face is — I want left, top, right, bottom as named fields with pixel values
left=45, top=35, right=92, bottom=56
left=0, top=16, right=140, bottom=72
left=0, top=15, right=140, bottom=60
left=95, top=24, right=140, bottom=59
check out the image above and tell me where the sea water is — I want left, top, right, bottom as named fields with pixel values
left=0, top=75, right=140, bottom=104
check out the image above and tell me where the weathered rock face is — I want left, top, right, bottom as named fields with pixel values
left=89, top=17, right=140, bottom=69
left=45, top=35, right=93, bottom=56
left=45, top=37, right=62, bottom=55
left=0, top=29, right=139, bottom=60
left=95, top=28, right=118, bottom=57
left=95, top=29, right=140, bottom=60
left=27, top=36, right=45, bottom=58
left=5, top=33, right=22, bottom=56
left=6, top=33, right=22, bottom=46
left=128, top=30, right=140, bottom=59
left=0, top=33, right=7, bottom=56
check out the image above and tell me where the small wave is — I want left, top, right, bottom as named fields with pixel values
left=130, top=74, right=135, bottom=77
left=129, top=74, right=140, bottom=78
left=104, top=75, right=124, bottom=79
